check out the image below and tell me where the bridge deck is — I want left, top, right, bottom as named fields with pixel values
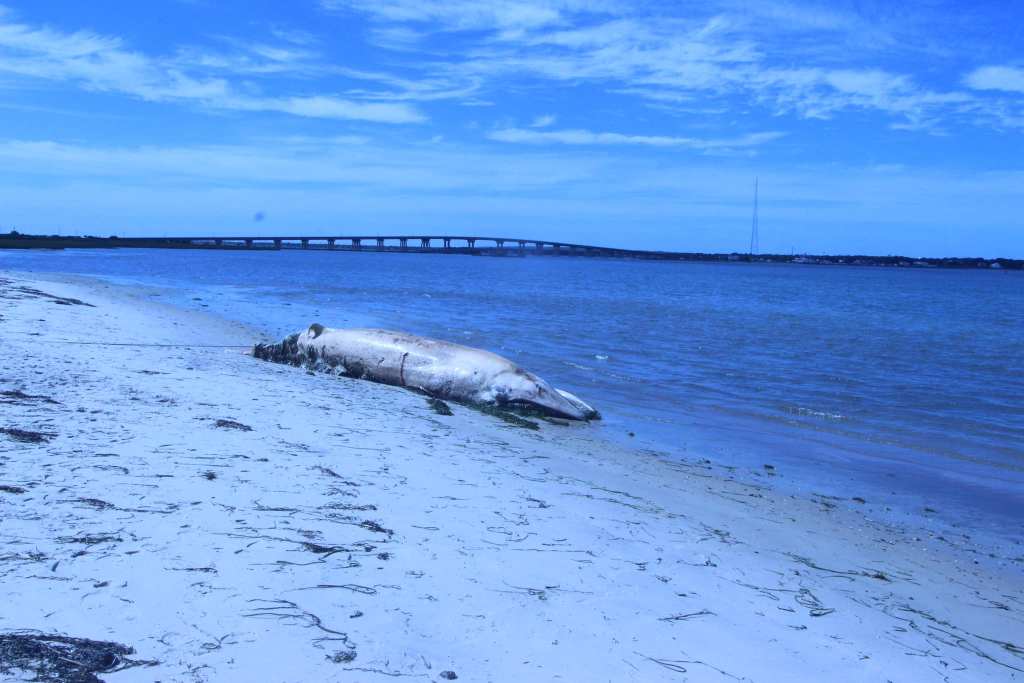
left=0, top=234, right=696, bottom=260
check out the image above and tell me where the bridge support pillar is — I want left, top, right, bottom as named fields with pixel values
left=376, top=238, right=385, bottom=248
left=420, top=238, right=430, bottom=248
left=245, top=239, right=253, bottom=248
left=301, top=239, right=309, bottom=249
left=443, top=238, right=451, bottom=249
left=214, top=239, right=223, bottom=247
left=327, top=239, right=336, bottom=249
left=274, top=239, right=282, bottom=249
left=399, top=238, right=408, bottom=249
left=467, top=239, right=476, bottom=249
left=495, top=240, right=504, bottom=248
left=352, top=238, right=361, bottom=250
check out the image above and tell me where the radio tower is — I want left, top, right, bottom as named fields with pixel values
left=749, top=177, right=760, bottom=256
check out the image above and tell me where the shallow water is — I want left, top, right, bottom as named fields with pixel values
left=5, top=248, right=1023, bottom=534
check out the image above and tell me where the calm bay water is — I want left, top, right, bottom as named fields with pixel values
left=5, top=248, right=1022, bottom=533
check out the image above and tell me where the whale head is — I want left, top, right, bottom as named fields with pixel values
left=491, top=368, right=600, bottom=421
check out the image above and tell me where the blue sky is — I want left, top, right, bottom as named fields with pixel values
left=0, top=1, right=1022, bottom=256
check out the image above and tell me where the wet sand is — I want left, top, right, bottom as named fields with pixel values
left=1, top=272, right=1021, bottom=682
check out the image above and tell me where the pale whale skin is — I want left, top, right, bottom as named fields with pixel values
left=253, top=325, right=600, bottom=421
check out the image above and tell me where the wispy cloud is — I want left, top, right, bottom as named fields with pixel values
left=529, top=113, right=556, bottom=127
left=329, top=0, right=1001, bottom=133
left=225, top=94, right=424, bottom=123
left=964, top=66, right=1024, bottom=94
left=0, top=7, right=424, bottom=123
left=489, top=127, right=785, bottom=151
left=322, top=0, right=612, bottom=34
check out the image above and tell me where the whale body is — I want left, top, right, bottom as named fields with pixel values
left=253, top=324, right=600, bottom=421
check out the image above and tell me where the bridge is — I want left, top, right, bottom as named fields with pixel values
left=0, top=233, right=694, bottom=260
left=5, top=232, right=1017, bottom=268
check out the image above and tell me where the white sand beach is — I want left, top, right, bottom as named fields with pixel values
left=1, top=272, right=1021, bottom=682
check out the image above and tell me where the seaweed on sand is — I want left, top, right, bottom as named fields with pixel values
left=1, top=428, right=55, bottom=443
left=57, top=534, right=122, bottom=545
left=328, top=649, right=357, bottom=663
left=475, top=405, right=540, bottom=430
left=0, top=631, right=156, bottom=683
left=6, top=285, right=94, bottom=307
left=0, top=390, right=59, bottom=405
left=359, top=520, right=394, bottom=536
left=427, top=397, right=453, bottom=416
left=214, top=419, right=253, bottom=431
left=252, top=334, right=301, bottom=365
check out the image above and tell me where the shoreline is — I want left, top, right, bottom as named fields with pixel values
left=14, top=267, right=1023, bottom=546
left=1, top=271, right=1022, bottom=681
left=4, top=232, right=1023, bottom=269
left=7, top=253, right=1023, bottom=545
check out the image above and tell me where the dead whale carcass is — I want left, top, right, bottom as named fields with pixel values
left=253, top=324, right=600, bottom=421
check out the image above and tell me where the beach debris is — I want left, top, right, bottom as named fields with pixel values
left=328, top=649, right=357, bottom=663
left=359, top=520, right=394, bottom=536
left=57, top=534, right=122, bottom=545
left=322, top=502, right=377, bottom=512
left=202, top=470, right=218, bottom=480
left=786, top=553, right=892, bottom=582
left=4, top=284, right=94, bottom=307
left=214, top=419, right=253, bottom=431
left=477, top=405, right=540, bottom=430
left=428, top=397, right=453, bottom=416
left=0, top=390, right=59, bottom=405
left=0, top=631, right=154, bottom=683
left=659, top=609, right=715, bottom=622
left=698, top=523, right=739, bottom=546
left=0, top=485, right=27, bottom=495
left=636, top=654, right=689, bottom=674
left=301, top=541, right=348, bottom=557
left=242, top=599, right=350, bottom=640
left=253, top=325, right=599, bottom=421
left=1, top=427, right=55, bottom=444
left=67, top=497, right=116, bottom=511
left=300, top=584, right=377, bottom=595
left=314, top=465, right=343, bottom=478
left=254, top=498, right=301, bottom=513
left=795, top=588, right=835, bottom=617
left=0, top=551, right=47, bottom=564
left=440, top=671, right=459, bottom=680
left=636, top=652, right=740, bottom=679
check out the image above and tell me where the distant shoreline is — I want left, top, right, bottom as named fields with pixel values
left=3, top=231, right=1020, bottom=269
